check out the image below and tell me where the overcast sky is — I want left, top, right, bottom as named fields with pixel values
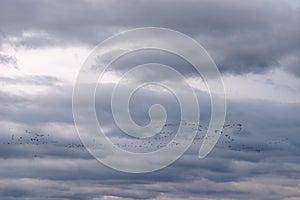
left=0, top=0, right=300, bottom=200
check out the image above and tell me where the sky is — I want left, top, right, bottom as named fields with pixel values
left=0, top=0, right=300, bottom=199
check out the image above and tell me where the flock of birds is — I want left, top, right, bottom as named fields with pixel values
left=1, top=122, right=290, bottom=157
left=110, top=123, right=243, bottom=153
left=4, top=130, right=57, bottom=146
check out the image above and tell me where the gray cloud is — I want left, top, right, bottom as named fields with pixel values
left=0, top=54, right=18, bottom=68
left=0, top=0, right=299, bottom=75
left=0, top=80, right=300, bottom=199
left=0, top=75, right=62, bottom=86
left=0, top=1, right=299, bottom=199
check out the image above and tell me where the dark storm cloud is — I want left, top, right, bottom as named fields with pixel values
left=0, top=0, right=298, bottom=75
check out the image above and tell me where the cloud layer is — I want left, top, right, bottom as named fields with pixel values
left=0, top=0, right=299, bottom=199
